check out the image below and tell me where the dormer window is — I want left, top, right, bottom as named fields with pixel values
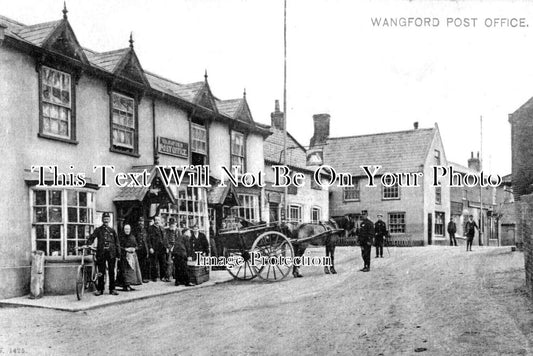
left=191, top=122, right=208, bottom=165
left=39, top=66, right=76, bottom=142
left=231, top=130, right=245, bottom=171
left=110, top=92, right=138, bottom=155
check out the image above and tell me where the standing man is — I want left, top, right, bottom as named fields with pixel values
left=134, top=216, right=150, bottom=283
left=374, top=214, right=387, bottom=258
left=447, top=217, right=457, bottom=247
left=190, top=224, right=210, bottom=258
left=86, top=212, right=120, bottom=296
left=165, top=218, right=178, bottom=280
left=147, top=216, right=170, bottom=282
left=464, top=214, right=478, bottom=252
left=356, top=211, right=374, bottom=272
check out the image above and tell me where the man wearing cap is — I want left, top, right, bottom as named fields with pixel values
left=134, top=216, right=150, bottom=283
left=374, top=214, right=388, bottom=258
left=147, top=216, right=169, bottom=282
left=464, top=214, right=478, bottom=252
left=356, top=211, right=374, bottom=272
left=86, top=212, right=120, bottom=296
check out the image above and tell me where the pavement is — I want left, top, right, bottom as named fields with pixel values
left=0, top=270, right=234, bottom=312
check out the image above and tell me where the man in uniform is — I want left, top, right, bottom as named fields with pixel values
left=356, top=211, right=374, bottom=272
left=464, top=214, right=478, bottom=252
left=374, top=213, right=387, bottom=258
left=134, top=216, right=150, bottom=283
left=86, top=212, right=120, bottom=296
left=447, top=217, right=457, bottom=246
left=147, top=216, right=169, bottom=282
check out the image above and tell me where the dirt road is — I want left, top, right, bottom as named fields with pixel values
left=0, top=246, right=532, bottom=355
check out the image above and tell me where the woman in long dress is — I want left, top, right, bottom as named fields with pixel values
left=120, top=224, right=142, bottom=291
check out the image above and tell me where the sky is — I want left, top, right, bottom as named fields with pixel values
left=2, top=0, right=532, bottom=175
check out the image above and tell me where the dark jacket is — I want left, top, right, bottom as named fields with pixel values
left=465, top=220, right=478, bottom=238
left=172, top=231, right=192, bottom=258
left=190, top=231, right=209, bottom=255
left=447, top=221, right=457, bottom=234
left=356, top=218, right=375, bottom=246
left=120, top=233, right=137, bottom=257
left=165, top=228, right=178, bottom=251
left=134, top=224, right=149, bottom=257
left=147, top=225, right=168, bottom=253
left=87, top=225, right=120, bottom=259
left=374, top=220, right=388, bottom=239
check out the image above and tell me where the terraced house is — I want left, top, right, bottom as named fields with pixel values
left=0, top=8, right=271, bottom=298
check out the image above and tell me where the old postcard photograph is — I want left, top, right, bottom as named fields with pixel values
left=0, top=0, right=532, bottom=355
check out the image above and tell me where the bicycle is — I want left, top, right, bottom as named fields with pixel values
left=75, top=246, right=97, bottom=300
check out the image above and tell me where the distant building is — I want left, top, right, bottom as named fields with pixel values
left=309, top=118, right=450, bottom=246
left=263, top=101, right=329, bottom=224
left=449, top=153, right=496, bottom=245
left=494, top=174, right=516, bottom=246
left=509, top=97, right=533, bottom=297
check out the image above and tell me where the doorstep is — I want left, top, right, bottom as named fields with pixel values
left=0, top=270, right=233, bottom=312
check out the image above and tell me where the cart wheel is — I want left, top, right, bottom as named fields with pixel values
left=76, top=266, right=85, bottom=300
left=251, top=231, right=294, bottom=282
left=225, top=250, right=257, bottom=280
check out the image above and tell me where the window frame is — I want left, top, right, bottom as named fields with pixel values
left=229, top=194, right=260, bottom=223
left=388, top=212, right=406, bottom=234
left=230, top=130, right=246, bottom=172
left=434, top=211, right=445, bottom=236
left=382, top=176, right=400, bottom=200
left=30, top=188, right=96, bottom=260
left=38, top=65, right=78, bottom=144
left=287, top=204, right=303, bottom=224
left=434, top=149, right=441, bottom=165
left=109, top=91, right=140, bottom=157
left=435, top=186, right=442, bottom=205
left=191, top=122, right=208, bottom=155
left=343, top=176, right=360, bottom=201
left=311, top=206, right=321, bottom=224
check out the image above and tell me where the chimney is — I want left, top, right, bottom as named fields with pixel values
left=413, top=122, right=419, bottom=130
left=270, top=100, right=284, bottom=130
left=468, top=151, right=481, bottom=172
left=310, top=113, right=330, bottom=147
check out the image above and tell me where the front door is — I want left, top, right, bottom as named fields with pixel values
left=269, top=203, right=279, bottom=224
left=427, top=213, right=433, bottom=245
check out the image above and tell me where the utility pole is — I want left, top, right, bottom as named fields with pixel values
left=479, top=115, right=484, bottom=246
left=281, top=0, right=288, bottom=223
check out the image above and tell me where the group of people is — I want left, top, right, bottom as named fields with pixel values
left=86, top=213, right=210, bottom=296
left=351, top=211, right=390, bottom=272
left=447, top=215, right=479, bottom=251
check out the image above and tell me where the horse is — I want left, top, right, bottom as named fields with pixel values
left=281, top=218, right=351, bottom=278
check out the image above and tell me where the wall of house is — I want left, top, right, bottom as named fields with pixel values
left=155, top=98, right=189, bottom=167
left=329, top=176, right=425, bottom=244
left=422, top=130, right=451, bottom=245
left=208, top=121, right=230, bottom=180
left=264, top=165, right=329, bottom=223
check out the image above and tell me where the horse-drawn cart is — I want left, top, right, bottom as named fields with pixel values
left=217, top=220, right=344, bottom=282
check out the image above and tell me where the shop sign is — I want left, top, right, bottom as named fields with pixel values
left=158, top=137, right=188, bottom=158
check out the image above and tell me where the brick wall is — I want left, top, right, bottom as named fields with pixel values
left=519, top=195, right=533, bottom=296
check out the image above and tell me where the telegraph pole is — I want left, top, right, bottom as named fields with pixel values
left=479, top=115, right=484, bottom=246
left=281, top=0, right=288, bottom=223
